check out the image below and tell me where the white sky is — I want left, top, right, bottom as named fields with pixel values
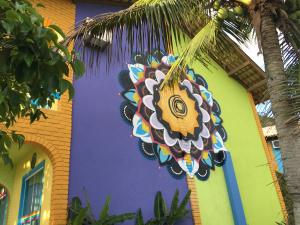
left=238, top=38, right=265, bottom=70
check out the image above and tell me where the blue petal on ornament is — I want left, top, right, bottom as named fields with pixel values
left=123, top=89, right=139, bottom=106
left=31, top=98, right=39, bottom=106
left=213, top=113, right=222, bottom=125
left=133, top=115, right=152, bottom=143
left=147, top=55, right=160, bottom=68
left=213, top=132, right=226, bottom=151
left=128, top=64, right=145, bottom=83
left=202, top=154, right=213, bottom=167
left=167, top=55, right=176, bottom=65
left=156, top=145, right=172, bottom=164
left=186, top=69, right=196, bottom=81
left=199, top=86, right=213, bottom=106
left=51, top=92, right=61, bottom=100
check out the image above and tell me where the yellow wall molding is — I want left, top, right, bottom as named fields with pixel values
left=187, top=177, right=202, bottom=225
left=248, top=93, right=288, bottom=222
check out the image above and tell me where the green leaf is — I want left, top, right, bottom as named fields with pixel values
left=154, top=191, right=168, bottom=220
left=102, top=213, right=135, bottom=225
left=73, top=207, right=88, bottom=225
left=6, top=9, right=22, bottom=22
left=135, top=209, right=144, bottom=225
left=72, top=59, right=85, bottom=79
left=99, top=196, right=111, bottom=221
left=0, top=0, right=9, bottom=8
left=49, top=24, right=66, bottom=39
left=176, top=190, right=191, bottom=216
left=59, top=79, right=73, bottom=97
left=0, top=92, right=5, bottom=104
left=70, top=197, right=82, bottom=214
left=24, top=54, right=34, bottom=67
left=2, top=134, right=12, bottom=150
left=170, top=189, right=179, bottom=214
left=36, top=3, right=45, bottom=8
left=1, top=21, right=14, bottom=34
left=55, top=43, right=71, bottom=61
left=11, top=133, right=25, bottom=148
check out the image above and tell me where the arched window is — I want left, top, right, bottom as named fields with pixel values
left=0, top=185, right=8, bottom=225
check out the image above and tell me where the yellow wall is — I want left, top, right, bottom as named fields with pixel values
left=0, top=1, right=76, bottom=224
left=0, top=144, right=53, bottom=225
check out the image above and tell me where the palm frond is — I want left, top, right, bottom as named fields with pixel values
left=161, top=19, right=218, bottom=87
left=67, top=0, right=201, bottom=68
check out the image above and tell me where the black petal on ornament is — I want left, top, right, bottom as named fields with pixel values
left=190, top=146, right=202, bottom=161
left=118, top=70, right=134, bottom=90
left=132, top=53, right=148, bottom=65
left=196, top=162, right=210, bottom=181
left=167, top=162, right=185, bottom=179
left=195, top=74, right=208, bottom=89
left=136, top=81, right=151, bottom=97
left=138, top=140, right=156, bottom=160
left=212, top=151, right=226, bottom=166
left=216, top=125, right=228, bottom=142
left=120, top=101, right=137, bottom=125
left=212, top=100, right=221, bottom=115
left=151, top=127, right=165, bottom=143
left=169, top=144, right=185, bottom=159
left=139, top=103, right=154, bottom=122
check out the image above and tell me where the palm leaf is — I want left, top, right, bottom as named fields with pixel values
left=154, top=191, right=168, bottom=220
left=67, top=0, right=201, bottom=67
left=135, top=209, right=145, bottom=225
left=99, top=196, right=111, bottom=221
left=176, top=190, right=191, bottom=216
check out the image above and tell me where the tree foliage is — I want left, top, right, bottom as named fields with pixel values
left=0, top=0, right=85, bottom=166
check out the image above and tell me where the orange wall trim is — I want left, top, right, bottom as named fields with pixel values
left=248, top=93, right=288, bottom=222
left=187, top=177, right=202, bottom=225
left=4, top=1, right=76, bottom=224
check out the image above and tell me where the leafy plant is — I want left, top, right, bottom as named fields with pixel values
left=68, top=196, right=135, bottom=225
left=135, top=189, right=191, bottom=225
left=0, top=0, right=85, bottom=165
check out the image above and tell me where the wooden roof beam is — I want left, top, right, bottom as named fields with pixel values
left=248, top=79, right=267, bottom=92
left=228, top=61, right=250, bottom=76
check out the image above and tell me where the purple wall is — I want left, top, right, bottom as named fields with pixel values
left=69, top=2, right=193, bottom=224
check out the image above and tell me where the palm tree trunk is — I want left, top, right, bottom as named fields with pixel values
left=260, top=6, right=300, bottom=225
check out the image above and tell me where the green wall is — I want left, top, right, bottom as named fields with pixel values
left=191, top=58, right=283, bottom=224
left=174, top=41, right=284, bottom=224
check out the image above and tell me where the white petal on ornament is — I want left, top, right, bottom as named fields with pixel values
left=162, top=56, right=169, bottom=65
left=149, top=113, right=164, bottom=130
left=163, top=130, right=177, bottom=146
left=192, top=135, right=204, bottom=150
left=132, top=114, right=152, bottom=143
left=182, top=79, right=193, bottom=93
left=143, top=95, right=155, bottom=111
left=178, top=140, right=191, bottom=153
left=155, top=70, right=166, bottom=82
left=193, top=94, right=203, bottom=107
left=213, top=131, right=227, bottom=153
left=200, top=108, right=210, bottom=123
left=200, top=124, right=210, bottom=138
left=178, top=157, right=199, bottom=178
left=145, top=78, right=158, bottom=94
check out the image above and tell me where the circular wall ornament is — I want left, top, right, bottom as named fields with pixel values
left=119, top=51, right=228, bottom=180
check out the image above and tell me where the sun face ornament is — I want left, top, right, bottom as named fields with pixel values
left=119, top=51, right=228, bottom=180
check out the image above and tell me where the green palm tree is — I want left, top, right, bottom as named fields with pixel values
left=68, top=0, right=300, bottom=223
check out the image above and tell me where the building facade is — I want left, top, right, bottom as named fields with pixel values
left=0, top=1, right=287, bottom=225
